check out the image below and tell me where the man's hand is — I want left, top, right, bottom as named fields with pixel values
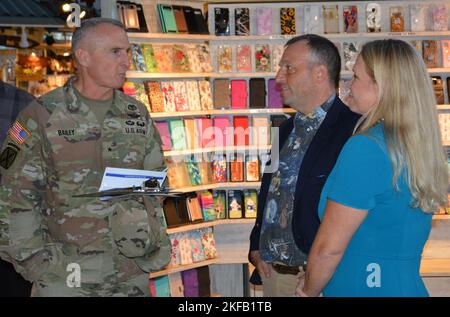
left=249, top=250, right=271, bottom=278
left=295, top=273, right=306, bottom=296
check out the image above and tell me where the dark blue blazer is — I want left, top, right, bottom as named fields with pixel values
left=249, top=97, right=360, bottom=283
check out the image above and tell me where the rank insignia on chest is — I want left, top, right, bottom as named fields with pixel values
left=9, top=121, right=30, bottom=145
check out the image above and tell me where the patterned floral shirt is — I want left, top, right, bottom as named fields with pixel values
left=259, top=94, right=336, bottom=266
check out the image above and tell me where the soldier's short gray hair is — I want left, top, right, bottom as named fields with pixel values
left=72, top=17, right=126, bottom=53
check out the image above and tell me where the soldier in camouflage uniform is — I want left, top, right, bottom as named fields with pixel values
left=0, top=18, right=171, bottom=296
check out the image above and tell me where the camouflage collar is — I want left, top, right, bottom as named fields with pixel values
left=63, top=76, right=125, bottom=116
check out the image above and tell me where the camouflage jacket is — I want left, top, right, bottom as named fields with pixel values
left=0, top=78, right=171, bottom=294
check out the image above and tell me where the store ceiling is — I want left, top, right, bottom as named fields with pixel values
left=0, top=0, right=66, bottom=27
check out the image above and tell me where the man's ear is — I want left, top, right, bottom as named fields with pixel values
left=75, top=48, right=90, bottom=67
left=312, top=64, right=329, bottom=84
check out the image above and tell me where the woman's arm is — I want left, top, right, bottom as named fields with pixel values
left=297, top=200, right=368, bottom=297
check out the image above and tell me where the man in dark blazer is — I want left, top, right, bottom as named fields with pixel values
left=0, top=80, right=34, bottom=297
left=249, top=34, right=360, bottom=296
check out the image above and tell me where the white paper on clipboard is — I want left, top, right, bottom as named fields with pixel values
left=99, top=167, right=167, bottom=191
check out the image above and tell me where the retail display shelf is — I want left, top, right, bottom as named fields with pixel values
left=163, top=145, right=271, bottom=157
left=209, top=31, right=450, bottom=41
left=128, top=32, right=212, bottom=41
left=174, top=182, right=262, bottom=193
left=150, top=108, right=296, bottom=119
left=149, top=258, right=220, bottom=279
left=128, top=31, right=450, bottom=43
left=126, top=71, right=215, bottom=79
left=127, top=69, right=450, bottom=80
left=166, top=218, right=256, bottom=235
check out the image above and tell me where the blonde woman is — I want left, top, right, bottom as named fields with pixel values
left=296, top=39, right=448, bottom=297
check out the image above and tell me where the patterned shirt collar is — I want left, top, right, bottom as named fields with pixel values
left=294, top=93, right=336, bottom=129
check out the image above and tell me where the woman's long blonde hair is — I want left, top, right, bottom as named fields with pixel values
left=354, top=39, right=448, bottom=213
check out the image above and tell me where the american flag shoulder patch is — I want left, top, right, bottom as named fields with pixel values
left=9, top=121, right=31, bottom=145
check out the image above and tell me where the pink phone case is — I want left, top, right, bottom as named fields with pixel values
left=231, top=80, right=248, bottom=109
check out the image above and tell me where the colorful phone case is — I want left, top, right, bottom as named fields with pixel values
left=236, top=44, right=252, bottom=72
left=280, top=8, right=296, bottom=35
left=235, top=8, right=250, bottom=35
left=233, top=116, right=249, bottom=146
left=343, top=5, right=358, bottom=33
left=172, top=5, right=188, bottom=33
left=255, top=44, right=271, bottom=72
left=231, top=80, right=247, bottom=109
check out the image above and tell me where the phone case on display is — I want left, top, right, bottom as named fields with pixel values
left=256, top=8, right=273, bottom=35
left=244, top=190, right=258, bottom=218
left=236, top=44, right=252, bottom=72
left=228, top=190, right=243, bottom=218
left=213, top=116, right=233, bottom=147
left=213, top=155, right=227, bottom=182
left=245, top=156, right=260, bottom=182
left=280, top=8, right=296, bottom=35
left=229, top=154, right=244, bottom=182
left=268, top=79, right=283, bottom=108
left=252, top=117, right=270, bottom=146
left=304, top=5, right=323, bottom=34
left=410, top=4, right=427, bottom=32
left=129, top=44, right=146, bottom=72
left=158, top=4, right=178, bottom=33
left=213, top=79, right=231, bottom=109
left=168, top=272, right=184, bottom=297
left=215, top=8, right=230, bottom=36
left=431, top=4, right=449, bottom=31
left=186, top=195, right=203, bottom=222
left=184, top=118, right=196, bottom=149
left=249, top=78, right=266, bottom=109
left=231, top=80, right=247, bottom=109
left=173, top=81, right=189, bottom=111
left=235, top=8, right=250, bottom=35
left=193, top=8, right=209, bottom=34
left=213, top=190, right=227, bottom=219
left=442, top=40, right=450, bottom=68
left=366, top=3, right=381, bottom=32
left=183, top=6, right=199, bottom=33
left=234, top=116, right=249, bottom=146
left=155, top=121, right=172, bottom=151
left=432, top=77, right=445, bottom=105
left=197, top=267, right=211, bottom=297
left=198, top=191, right=216, bottom=221
left=168, top=119, right=187, bottom=150
left=422, top=40, right=438, bottom=68
left=198, top=80, right=213, bottom=110
left=217, top=45, right=233, bottom=73
left=172, top=5, right=188, bottom=33
left=163, top=195, right=190, bottom=228
left=161, top=82, right=176, bottom=112
left=255, top=44, right=271, bottom=72
left=343, top=5, right=358, bottom=33
left=390, top=6, right=405, bottom=32
left=186, top=81, right=201, bottom=111
left=141, top=45, right=157, bottom=73
left=186, top=160, right=202, bottom=186
left=323, top=5, right=339, bottom=34
left=144, top=81, right=165, bottom=112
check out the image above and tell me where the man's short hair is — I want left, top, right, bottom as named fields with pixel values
left=286, top=34, right=341, bottom=88
left=72, top=17, right=126, bottom=53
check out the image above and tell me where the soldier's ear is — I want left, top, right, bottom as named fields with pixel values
left=75, top=48, right=90, bottom=67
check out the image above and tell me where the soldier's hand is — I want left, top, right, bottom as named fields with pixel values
left=249, top=250, right=271, bottom=278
